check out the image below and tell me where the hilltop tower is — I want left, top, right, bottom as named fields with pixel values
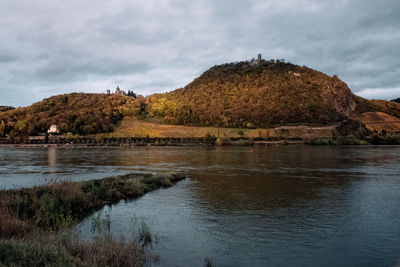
left=250, top=54, right=262, bottom=65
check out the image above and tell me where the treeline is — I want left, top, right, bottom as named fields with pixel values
left=148, top=60, right=351, bottom=128
left=0, top=93, right=141, bottom=139
left=0, top=106, right=15, bottom=112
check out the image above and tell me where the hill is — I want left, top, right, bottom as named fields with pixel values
left=0, top=93, right=140, bottom=139
left=357, top=112, right=400, bottom=133
left=391, top=98, right=400, bottom=103
left=148, top=60, right=358, bottom=128
left=1, top=59, right=400, bottom=140
left=352, top=96, right=400, bottom=118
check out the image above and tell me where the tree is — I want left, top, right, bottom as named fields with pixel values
left=139, top=102, right=147, bottom=116
left=0, top=120, right=5, bottom=137
left=66, top=132, right=74, bottom=141
left=14, top=119, right=27, bottom=134
left=59, top=122, right=69, bottom=133
left=126, top=90, right=137, bottom=98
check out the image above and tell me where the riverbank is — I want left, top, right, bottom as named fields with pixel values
left=0, top=139, right=304, bottom=148
left=0, top=172, right=185, bottom=266
left=1, top=134, right=399, bottom=147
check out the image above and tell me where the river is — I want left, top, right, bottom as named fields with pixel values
left=0, top=145, right=399, bottom=266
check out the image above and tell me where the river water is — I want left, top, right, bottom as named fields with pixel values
left=0, top=146, right=399, bottom=266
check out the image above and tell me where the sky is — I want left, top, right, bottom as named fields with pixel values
left=0, top=0, right=399, bottom=107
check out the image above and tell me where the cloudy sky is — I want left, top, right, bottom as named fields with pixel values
left=0, top=0, right=399, bottom=107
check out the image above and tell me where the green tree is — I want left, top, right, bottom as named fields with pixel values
left=66, top=132, right=74, bottom=141
left=14, top=119, right=27, bottom=134
left=59, top=123, right=69, bottom=133
left=82, top=125, right=95, bottom=135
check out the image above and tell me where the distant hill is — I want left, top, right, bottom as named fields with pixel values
left=353, top=96, right=400, bottom=118
left=358, top=112, right=400, bottom=133
left=392, top=98, right=400, bottom=103
left=149, top=60, right=359, bottom=128
left=0, top=93, right=140, bottom=138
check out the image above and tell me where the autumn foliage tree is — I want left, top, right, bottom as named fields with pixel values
left=0, top=93, right=141, bottom=137
left=148, top=60, right=356, bottom=128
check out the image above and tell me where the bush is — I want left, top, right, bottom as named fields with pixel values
left=336, top=135, right=362, bottom=145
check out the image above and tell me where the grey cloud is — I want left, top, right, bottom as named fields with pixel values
left=0, top=0, right=399, bottom=107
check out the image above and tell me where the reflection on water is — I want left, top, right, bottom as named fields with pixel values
left=48, top=147, right=57, bottom=169
left=1, top=146, right=400, bottom=266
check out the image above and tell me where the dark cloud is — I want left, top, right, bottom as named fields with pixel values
left=0, top=0, right=399, bottom=107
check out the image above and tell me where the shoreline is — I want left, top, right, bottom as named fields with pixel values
left=0, top=140, right=304, bottom=148
left=0, top=172, right=186, bottom=236
left=1, top=138, right=400, bottom=147
left=0, top=172, right=186, bottom=266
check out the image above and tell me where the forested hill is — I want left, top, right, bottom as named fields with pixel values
left=148, top=60, right=359, bottom=128
left=1, top=60, right=399, bottom=139
left=0, top=93, right=141, bottom=138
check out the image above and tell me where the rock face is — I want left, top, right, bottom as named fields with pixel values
left=322, top=75, right=356, bottom=115
left=149, top=60, right=359, bottom=127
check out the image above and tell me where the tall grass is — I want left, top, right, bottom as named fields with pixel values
left=0, top=173, right=184, bottom=266
left=0, top=173, right=184, bottom=238
left=0, top=227, right=157, bottom=266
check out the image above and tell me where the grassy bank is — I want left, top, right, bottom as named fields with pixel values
left=0, top=230, right=156, bottom=267
left=0, top=173, right=185, bottom=266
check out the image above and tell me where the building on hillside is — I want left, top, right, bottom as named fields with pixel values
left=115, top=86, right=124, bottom=96
left=250, top=53, right=262, bottom=65
left=47, top=125, right=59, bottom=134
left=106, top=86, right=126, bottom=95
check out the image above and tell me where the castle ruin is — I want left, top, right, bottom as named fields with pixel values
left=115, top=86, right=124, bottom=96
left=250, top=53, right=262, bottom=65
left=106, top=86, right=124, bottom=96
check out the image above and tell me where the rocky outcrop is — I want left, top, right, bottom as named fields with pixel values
left=322, top=75, right=356, bottom=115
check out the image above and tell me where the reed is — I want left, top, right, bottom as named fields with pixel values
left=0, top=173, right=185, bottom=237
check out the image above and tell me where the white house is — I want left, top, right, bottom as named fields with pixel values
left=47, top=125, right=59, bottom=134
